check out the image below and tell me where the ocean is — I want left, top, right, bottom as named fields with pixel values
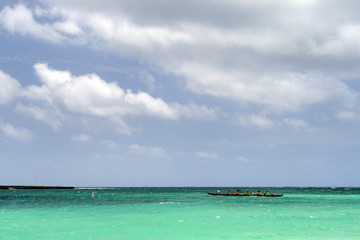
left=1, top=187, right=359, bottom=240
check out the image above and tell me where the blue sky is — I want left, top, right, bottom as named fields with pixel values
left=0, top=0, right=360, bottom=187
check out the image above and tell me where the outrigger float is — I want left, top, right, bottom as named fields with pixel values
left=207, top=192, right=283, bottom=197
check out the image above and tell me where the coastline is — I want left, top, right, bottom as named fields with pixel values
left=0, top=185, right=74, bottom=190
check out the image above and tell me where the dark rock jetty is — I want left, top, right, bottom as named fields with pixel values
left=0, top=185, right=74, bottom=189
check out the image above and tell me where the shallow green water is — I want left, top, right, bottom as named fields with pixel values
left=1, top=187, right=360, bottom=239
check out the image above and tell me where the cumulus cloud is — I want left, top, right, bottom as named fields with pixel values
left=0, top=121, right=34, bottom=141
left=232, top=114, right=316, bottom=131
left=0, top=70, right=21, bottom=104
left=335, top=110, right=360, bottom=122
left=99, top=139, right=119, bottom=149
left=0, top=63, right=213, bottom=133
left=26, top=63, right=215, bottom=121
left=139, top=71, right=156, bottom=92
left=1, top=1, right=359, bottom=121
left=53, top=21, right=82, bottom=36
left=234, top=113, right=275, bottom=129
left=283, top=118, right=311, bottom=131
left=71, top=134, right=92, bottom=142
left=129, top=144, right=167, bottom=157
left=0, top=4, right=65, bottom=43
left=2, top=2, right=359, bottom=114
left=233, top=156, right=250, bottom=163
left=15, top=104, right=63, bottom=130
left=196, top=151, right=219, bottom=159
left=177, top=63, right=357, bottom=113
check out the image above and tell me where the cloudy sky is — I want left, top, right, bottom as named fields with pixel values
left=1, top=0, right=360, bottom=187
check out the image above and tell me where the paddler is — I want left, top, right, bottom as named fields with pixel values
left=235, top=189, right=240, bottom=195
left=253, top=190, right=262, bottom=196
left=263, top=190, right=270, bottom=195
left=244, top=189, right=250, bottom=195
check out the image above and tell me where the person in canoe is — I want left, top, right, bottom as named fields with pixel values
left=244, top=189, right=250, bottom=195
left=253, top=190, right=262, bottom=196
left=263, top=190, right=270, bottom=195
left=235, top=189, right=240, bottom=195
left=217, top=189, right=221, bottom=193
left=226, top=189, right=231, bottom=194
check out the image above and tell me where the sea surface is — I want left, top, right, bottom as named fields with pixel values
left=1, top=187, right=360, bottom=240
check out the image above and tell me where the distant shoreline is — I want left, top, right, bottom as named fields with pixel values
left=0, top=185, right=74, bottom=189
left=1, top=186, right=359, bottom=189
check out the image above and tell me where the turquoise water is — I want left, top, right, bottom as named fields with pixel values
left=1, top=187, right=360, bottom=239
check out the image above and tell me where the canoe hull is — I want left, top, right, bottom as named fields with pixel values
left=208, top=192, right=250, bottom=196
left=208, top=192, right=283, bottom=197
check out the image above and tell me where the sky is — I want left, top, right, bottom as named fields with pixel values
left=0, top=0, right=360, bottom=187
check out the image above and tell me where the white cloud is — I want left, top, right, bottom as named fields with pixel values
left=1, top=1, right=359, bottom=119
left=129, top=144, right=167, bottom=157
left=335, top=110, right=359, bottom=121
left=2, top=2, right=360, bottom=60
left=0, top=121, right=34, bottom=141
left=233, top=156, right=249, bottom=163
left=177, top=63, right=357, bottom=113
left=71, top=134, right=92, bottom=142
left=87, top=13, right=193, bottom=50
left=99, top=139, right=119, bottom=149
left=0, top=60, right=216, bottom=134
left=0, top=70, right=21, bottom=104
left=196, top=151, right=219, bottom=159
left=309, top=23, right=360, bottom=57
left=0, top=4, right=65, bottom=43
left=234, top=113, right=275, bottom=129
left=15, top=104, right=63, bottom=130
left=20, top=63, right=216, bottom=133
left=233, top=115, right=314, bottom=131
left=283, top=118, right=311, bottom=131
left=139, top=71, right=156, bottom=92
left=53, top=21, right=82, bottom=35
left=174, top=103, right=217, bottom=120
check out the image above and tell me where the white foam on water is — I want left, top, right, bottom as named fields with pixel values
left=159, top=202, right=174, bottom=205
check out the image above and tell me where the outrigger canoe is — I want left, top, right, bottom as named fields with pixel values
left=208, top=192, right=283, bottom=197
left=208, top=192, right=250, bottom=196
